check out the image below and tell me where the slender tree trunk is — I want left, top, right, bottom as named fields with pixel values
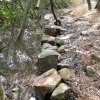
left=17, top=0, right=32, bottom=41
left=95, top=0, right=100, bottom=11
left=50, top=0, right=61, bottom=26
left=50, top=0, right=61, bottom=35
left=86, top=0, right=92, bottom=10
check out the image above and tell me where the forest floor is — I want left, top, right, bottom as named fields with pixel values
left=55, top=6, right=100, bottom=100
left=6, top=3, right=100, bottom=100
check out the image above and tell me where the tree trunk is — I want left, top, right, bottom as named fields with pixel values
left=86, top=0, right=92, bottom=10
left=17, top=0, right=33, bottom=41
left=95, top=0, right=100, bottom=11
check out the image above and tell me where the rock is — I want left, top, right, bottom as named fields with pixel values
left=0, top=74, right=7, bottom=84
left=44, top=25, right=66, bottom=36
left=44, top=26, right=57, bottom=36
left=29, top=97, right=36, bottom=100
left=41, top=35, right=56, bottom=45
left=42, top=43, right=52, bottom=50
left=86, top=64, right=100, bottom=77
left=91, top=54, right=100, bottom=62
left=81, top=30, right=91, bottom=36
left=51, top=83, right=71, bottom=100
left=55, top=36, right=65, bottom=46
left=37, top=49, right=60, bottom=74
left=47, top=36, right=56, bottom=45
left=59, top=48, right=78, bottom=70
left=44, top=13, right=54, bottom=26
left=41, top=35, right=49, bottom=43
left=58, top=45, right=66, bottom=53
left=33, top=69, right=61, bottom=100
left=42, top=43, right=57, bottom=51
left=44, top=26, right=58, bottom=36
left=44, top=13, right=53, bottom=21
left=0, top=82, right=7, bottom=100
left=59, top=68, right=75, bottom=82
left=86, top=66, right=95, bottom=77
left=55, top=34, right=73, bottom=46
left=57, top=63, right=71, bottom=69
left=49, top=46, right=58, bottom=51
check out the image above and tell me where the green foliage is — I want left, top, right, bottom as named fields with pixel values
left=0, top=0, right=22, bottom=29
left=0, top=0, right=73, bottom=31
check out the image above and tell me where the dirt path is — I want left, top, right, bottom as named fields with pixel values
left=55, top=8, right=100, bottom=100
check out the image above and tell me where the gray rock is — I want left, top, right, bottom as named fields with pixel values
left=57, top=63, right=71, bottom=69
left=41, top=35, right=56, bottom=45
left=41, top=35, right=49, bottom=43
left=0, top=74, right=7, bottom=84
left=56, top=34, right=74, bottom=46
left=37, top=49, right=60, bottom=74
left=42, top=43, right=52, bottom=50
left=44, top=26, right=57, bottom=36
left=81, top=30, right=91, bottom=36
left=42, top=43, right=58, bottom=51
left=29, top=97, right=36, bottom=100
left=51, top=83, right=71, bottom=100
left=44, top=13, right=53, bottom=21
left=33, top=69, right=61, bottom=100
left=44, top=25, right=66, bottom=36
left=55, top=36, right=65, bottom=46
left=59, top=48, right=76, bottom=68
left=47, top=36, right=56, bottom=45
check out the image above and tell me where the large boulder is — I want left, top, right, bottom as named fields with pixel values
left=37, top=49, right=60, bottom=74
left=51, top=83, right=71, bottom=100
left=33, top=69, right=61, bottom=100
